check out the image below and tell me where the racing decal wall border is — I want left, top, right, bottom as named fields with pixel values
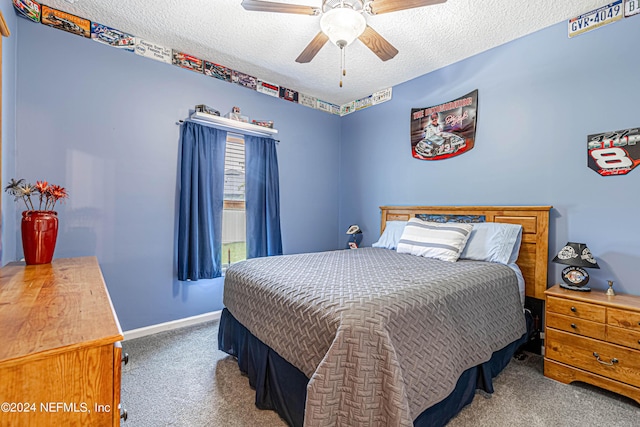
left=410, top=90, right=478, bottom=161
left=588, top=127, right=640, bottom=176
left=11, top=0, right=391, bottom=117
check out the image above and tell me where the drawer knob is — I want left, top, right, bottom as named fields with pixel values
left=120, top=408, right=128, bottom=421
left=593, top=352, right=619, bottom=366
left=570, top=306, right=577, bottom=312
left=122, top=352, right=129, bottom=365
left=570, top=323, right=577, bottom=329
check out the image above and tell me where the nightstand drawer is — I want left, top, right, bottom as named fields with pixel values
left=546, top=329, right=640, bottom=388
left=607, top=326, right=640, bottom=351
left=547, top=296, right=606, bottom=323
left=608, top=307, right=640, bottom=332
left=546, top=312, right=606, bottom=340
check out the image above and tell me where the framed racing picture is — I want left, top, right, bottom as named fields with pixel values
left=91, top=22, right=135, bottom=52
left=205, top=61, right=232, bottom=82
left=232, top=71, right=257, bottom=91
left=13, top=0, right=41, bottom=23
left=41, top=5, right=90, bottom=38
left=410, top=90, right=478, bottom=161
left=279, top=86, right=299, bottom=103
left=172, top=50, right=204, bottom=73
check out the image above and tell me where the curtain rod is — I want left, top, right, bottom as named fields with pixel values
left=177, top=119, right=280, bottom=143
left=178, top=111, right=279, bottom=139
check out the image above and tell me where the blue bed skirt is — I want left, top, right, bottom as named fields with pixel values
left=218, top=308, right=531, bottom=427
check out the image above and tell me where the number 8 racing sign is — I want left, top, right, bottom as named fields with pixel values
left=588, top=127, right=640, bottom=176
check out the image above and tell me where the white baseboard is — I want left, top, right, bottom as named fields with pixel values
left=123, top=310, right=222, bottom=341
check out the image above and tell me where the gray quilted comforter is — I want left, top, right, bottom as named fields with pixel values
left=223, top=247, right=525, bottom=427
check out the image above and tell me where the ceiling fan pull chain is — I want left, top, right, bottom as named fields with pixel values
left=343, top=46, right=347, bottom=77
left=340, top=46, right=345, bottom=87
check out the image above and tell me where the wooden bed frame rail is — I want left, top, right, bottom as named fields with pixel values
left=380, top=206, right=552, bottom=300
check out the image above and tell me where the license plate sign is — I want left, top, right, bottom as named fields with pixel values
left=568, top=1, right=623, bottom=38
left=626, top=0, right=640, bottom=17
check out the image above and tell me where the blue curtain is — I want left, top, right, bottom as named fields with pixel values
left=245, top=136, right=283, bottom=258
left=177, top=121, right=227, bottom=280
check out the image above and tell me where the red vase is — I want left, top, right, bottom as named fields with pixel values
left=21, top=211, right=59, bottom=265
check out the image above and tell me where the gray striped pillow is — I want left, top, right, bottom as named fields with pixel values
left=397, top=218, right=473, bottom=262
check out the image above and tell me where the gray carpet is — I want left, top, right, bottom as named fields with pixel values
left=121, top=321, right=639, bottom=427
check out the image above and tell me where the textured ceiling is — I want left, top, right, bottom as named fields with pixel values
left=43, top=0, right=605, bottom=105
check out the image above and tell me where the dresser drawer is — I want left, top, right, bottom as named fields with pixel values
left=547, top=296, right=606, bottom=322
left=607, top=326, right=640, bottom=351
left=546, top=312, right=606, bottom=340
left=608, top=307, right=640, bottom=332
left=546, top=329, right=640, bottom=388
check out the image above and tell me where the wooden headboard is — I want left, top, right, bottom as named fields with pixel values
left=380, top=205, right=552, bottom=300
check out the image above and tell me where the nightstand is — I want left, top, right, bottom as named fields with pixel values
left=544, top=284, right=640, bottom=404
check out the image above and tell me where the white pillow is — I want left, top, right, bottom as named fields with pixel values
left=396, top=218, right=473, bottom=262
left=460, top=222, right=523, bottom=265
left=372, top=221, right=407, bottom=250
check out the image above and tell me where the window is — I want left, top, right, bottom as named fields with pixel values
left=222, top=134, right=246, bottom=269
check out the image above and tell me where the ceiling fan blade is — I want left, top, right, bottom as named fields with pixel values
left=295, top=32, right=329, bottom=63
left=358, top=25, right=398, bottom=61
left=241, top=0, right=320, bottom=15
left=369, top=0, right=446, bottom=15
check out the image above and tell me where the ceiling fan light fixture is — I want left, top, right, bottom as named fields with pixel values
left=320, top=7, right=366, bottom=47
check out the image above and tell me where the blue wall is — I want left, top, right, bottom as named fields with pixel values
left=4, top=7, right=640, bottom=330
left=12, top=18, right=341, bottom=330
left=1, top=2, right=17, bottom=266
left=339, top=17, right=639, bottom=296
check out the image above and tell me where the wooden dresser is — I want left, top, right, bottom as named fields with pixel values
left=544, top=284, right=640, bottom=404
left=0, top=257, right=125, bottom=426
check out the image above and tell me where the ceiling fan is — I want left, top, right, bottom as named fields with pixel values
left=241, top=0, right=447, bottom=86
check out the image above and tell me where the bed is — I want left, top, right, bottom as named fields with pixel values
left=219, top=205, right=551, bottom=427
